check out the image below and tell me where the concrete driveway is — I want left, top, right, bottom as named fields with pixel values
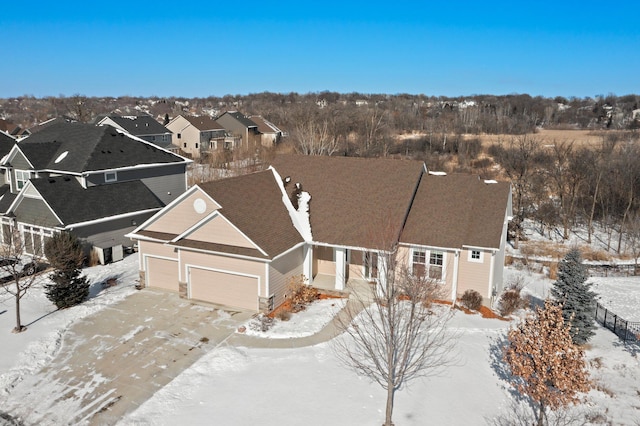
left=3, top=289, right=252, bottom=425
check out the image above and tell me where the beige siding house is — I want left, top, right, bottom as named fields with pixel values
left=130, top=155, right=511, bottom=312
left=128, top=168, right=305, bottom=311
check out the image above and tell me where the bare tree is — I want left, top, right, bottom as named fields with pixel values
left=333, top=232, right=457, bottom=426
left=0, top=225, right=43, bottom=333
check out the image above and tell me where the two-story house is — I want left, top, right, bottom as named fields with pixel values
left=0, top=122, right=191, bottom=262
left=166, top=115, right=238, bottom=159
left=96, top=115, right=176, bottom=152
left=216, top=111, right=261, bottom=151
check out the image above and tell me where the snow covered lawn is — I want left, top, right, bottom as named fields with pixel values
left=1, top=255, right=639, bottom=425
left=0, top=255, right=139, bottom=395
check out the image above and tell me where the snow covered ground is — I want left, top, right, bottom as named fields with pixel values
left=1, top=253, right=639, bottom=425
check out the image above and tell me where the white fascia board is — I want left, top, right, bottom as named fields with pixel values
left=5, top=145, right=35, bottom=168
left=462, top=244, right=499, bottom=252
left=129, top=185, right=218, bottom=234
left=167, top=243, right=270, bottom=263
left=125, top=233, right=172, bottom=243
left=6, top=181, right=65, bottom=225
left=170, top=210, right=221, bottom=242
left=38, top=170, right=83, bottom=176
left=112, top=129, right=192, bottom=163
left=399, top=242, right=459, bottom=253
left=311, top=240, right=393, bottom=255
left=175, top=211, right=269, bottom=257
left=271, top=241, right=307, bottom=261
left=63, top=208, right=162, bottom=230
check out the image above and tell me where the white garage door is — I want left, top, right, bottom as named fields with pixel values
left=189, top=267, right=258, bottom=311
left=147, top=257, right=179, bottom=292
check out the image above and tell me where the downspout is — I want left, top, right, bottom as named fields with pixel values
left=488, top=250, right=496, bottom=306
left=451, top=250, right=460, bottom=305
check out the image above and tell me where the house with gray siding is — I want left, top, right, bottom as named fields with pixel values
left=96, top=115, right=177, bottom=152
left=0, top=122, right=191, bottom=262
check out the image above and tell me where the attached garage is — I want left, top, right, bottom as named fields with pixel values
left=188, top=267, right=259, bottom=311
left=146, top=257, right=179, bottom=292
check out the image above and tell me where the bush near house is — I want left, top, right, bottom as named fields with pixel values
left=44, top=232, right=90, bottom=309
left=460, top=289, right=483, bottom=311
left=286, top=274, right=319, bottom=313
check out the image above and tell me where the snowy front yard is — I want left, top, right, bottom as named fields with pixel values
left=1, top=255, right=639, bottom=425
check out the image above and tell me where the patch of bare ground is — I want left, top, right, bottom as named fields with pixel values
left=397, top=129, right=623, bottom=149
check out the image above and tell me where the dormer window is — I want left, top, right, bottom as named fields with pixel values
left=104, top=171, right=117, bottom=182
left=15, top=170, right=32, bottom=190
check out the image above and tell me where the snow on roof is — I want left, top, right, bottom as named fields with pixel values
left=428, top=171, right=447, bottom=176
left=54, top=151, right=68, bottom=164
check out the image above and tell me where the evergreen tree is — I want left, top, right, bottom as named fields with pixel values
left=504, top=300, right=592, bottom=425
left=551, top=248, right=597, bottom=345
left=44, top=232, right=90, bottom=309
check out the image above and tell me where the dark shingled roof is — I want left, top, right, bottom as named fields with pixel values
left=0, top=131, right=15, bottom=158
left=196, top=169, right=303, bottom=259
left=270, top=155, right=425, bottom=248
left=30, top=177, right=164, bottom=225
left=105, top=115, right=171, bottom=136
left=0, top=186, right=16, bottom=214
left=20, top=122, right=186, bottom=172
left=400, top=174, right=510, bottom=249
left=220, top=111, right=258, bottom=128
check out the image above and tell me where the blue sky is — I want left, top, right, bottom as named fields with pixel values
left=2, top=1, right=638, bottom=98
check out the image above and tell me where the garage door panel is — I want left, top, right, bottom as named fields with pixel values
left=147, top=257, right=179, bottom=292
left=189, top=268, right=257, bottom=311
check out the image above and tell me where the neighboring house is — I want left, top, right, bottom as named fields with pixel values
left=0, top=122, right=191, bottom=262
left=166, top=115, right=238, bottom=159
left=0, top=119, right=30, bottom=140
left=29, top=116, right=78, bottom=134
left=248, top=115, right=283, bottom=146
left=216, top=111, right=261, bottom=151
left=96, top=115, right=176, bottom=152
left=129, top=155, right=511, bottom=312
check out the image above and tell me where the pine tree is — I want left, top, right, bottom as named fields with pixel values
left=551, top=248, right=597, bottom=344
left=504, top=300, right=592, bottom=426
left=44, top=232, right=90, bottom=309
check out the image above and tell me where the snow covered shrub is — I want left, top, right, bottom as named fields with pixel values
left=498, top=277, right=529, bottom=317
left=460, top=289, right=483, bottom=311
left=248, top=314, right=273, bottom=333
left=286, top=274, right=318, bottom=312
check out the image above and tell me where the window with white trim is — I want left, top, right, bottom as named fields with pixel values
left=412, top=249, right=426, bottom=277
left=104, top=171, right=117, bottom=182
left=469, top=249, right=483, bottom=262
left=429, top=251, right=443, bottom=280
left=15, top=170, right=32, bottom=190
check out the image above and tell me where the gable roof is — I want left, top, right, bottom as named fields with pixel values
left=219, top=111, right=258, bottom=129
left=400, top=174, right=511, bottom=250
left=0, top=131, right=15, bottom=159
left=26, top=177, right=164, bottom=226
left=18, top=122, right=188, bottom=173
left=195, top=169, right=303, bottom=258
left=182, top=115, right=225, bottom=131
left=248, top=115, right=282, bottom=134
left=270, top=155, right=425, bottom=249
left=29, top=116, right=78, bottom=134
left=101, top=115, right=171, bottom=136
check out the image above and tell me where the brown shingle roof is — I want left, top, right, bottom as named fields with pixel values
left=270, top=155, right=425, bottom=249
left=183, top=115, right=225, bottom=131
left=197, top=169, right=303, bottom=258
left=400, top=174, right=510, bottom=249
left=248, top=115, right=282, bottom=134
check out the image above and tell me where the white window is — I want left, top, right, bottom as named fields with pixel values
left=429, top=251, right=443, bottom=280
left=468, top=249, right=483, bottom=263
left=411, top=248, right=445, bottom=282
left=15, top=170, right=32, bottom=190
left=104, top=172, right=117, bottom=182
